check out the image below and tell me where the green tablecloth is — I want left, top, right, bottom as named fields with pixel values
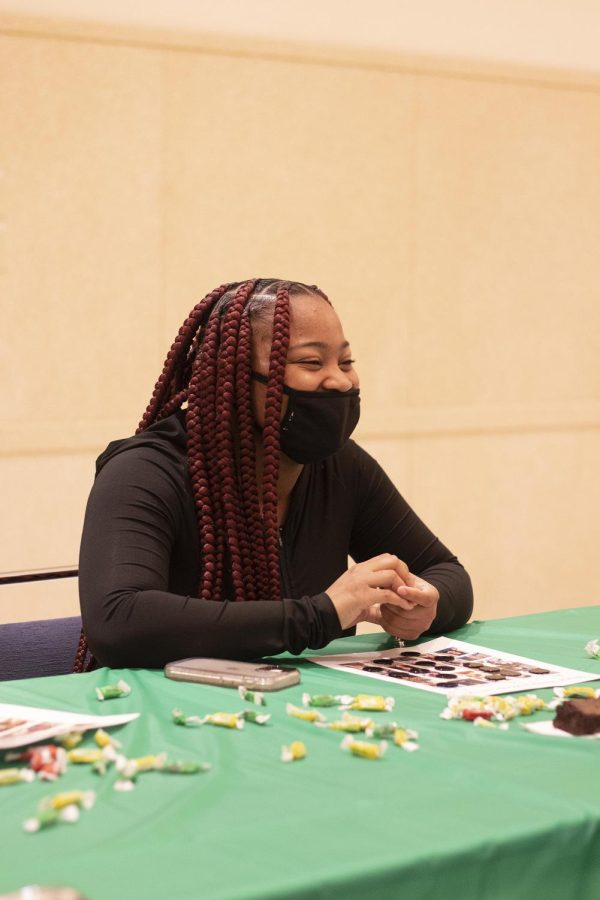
left=1, top=606, right=599, bottom=900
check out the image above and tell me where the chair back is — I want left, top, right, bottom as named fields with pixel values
left=0, top=568, right=80, bottom=681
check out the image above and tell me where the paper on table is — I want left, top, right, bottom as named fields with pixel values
left=0, top=702, right=139, bottom=750
left=308, top=636, right=600, bottom=697
left=522, top=719, right=600, bottom=740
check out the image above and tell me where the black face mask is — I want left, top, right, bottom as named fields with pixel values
left=252, top=372, right=360, bottom=463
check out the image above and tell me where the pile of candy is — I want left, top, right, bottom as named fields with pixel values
left=285, top=692, right=419, bottom=758
left=440, top=693, right=548, bottom=728
left=112, top=752, right=212, bottom=792
left=170, top=691, right=419, bottom=761
left=173, top=708, right=271, bottom=729
left=173, top=685, right=272, bottom=732
left=2, top=722, right=213, bottom=833
left=173, top=690, right=312, bottom=764
left=2, top=682, right=421, bottom=841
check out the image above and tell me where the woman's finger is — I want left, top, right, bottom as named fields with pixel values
left=396, top=584, right=438, bottom=607
left=367, top=554, right=411, bottom=582
left=362, top=604, right=383, bottom=626
left=372, top=587, right=415, bottom=610
left=367, top=569, right=407, bottom=593
left=380, top=602, right=421, bottom=622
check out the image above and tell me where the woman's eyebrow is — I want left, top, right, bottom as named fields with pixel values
left=288, top=340, right=350, bottom=352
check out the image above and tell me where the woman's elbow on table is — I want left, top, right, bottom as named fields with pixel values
left=426, top=567, right=474, bottom=635
left=80, top=589, right=153, bottom=669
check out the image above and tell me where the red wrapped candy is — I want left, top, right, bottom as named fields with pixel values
left=9, top=745, right=67, bottom=781
left=461, top=709, right=493, bottom=722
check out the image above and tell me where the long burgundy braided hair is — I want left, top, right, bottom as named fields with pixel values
left=73, top=278, right=328, bottom=672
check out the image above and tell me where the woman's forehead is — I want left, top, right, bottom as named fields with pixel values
left=290, top=296, right=347, bottom=352
left=251, top=293, right=347, bottom=363
left=288, top=293, right=344, bottom=342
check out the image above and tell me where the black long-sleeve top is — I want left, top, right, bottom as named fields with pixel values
left=79, top=411, right=473, bottom=667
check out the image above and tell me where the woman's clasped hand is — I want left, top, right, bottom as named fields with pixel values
left=325, top=553, right=440, bottom=638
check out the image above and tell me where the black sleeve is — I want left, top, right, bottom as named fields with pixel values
left=79, top=449, right=342, bottom=668
left=348, top=444, right=473, bottom=633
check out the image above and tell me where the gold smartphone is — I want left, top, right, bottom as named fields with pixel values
left=164, top=658, right=300, bottom=691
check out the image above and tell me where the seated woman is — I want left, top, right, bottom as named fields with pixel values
left=75, top=279, right=473, bottom=670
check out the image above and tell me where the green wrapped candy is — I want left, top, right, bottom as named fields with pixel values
left=239, top=709, right=271, bottom=725
left=163, top=760, right=212, bottom=774
left=301, top=693, right=352, bottom=708
left=238, top=686, right=266, bottom=706
left=172, top=708, right=204, bottom=726
left=96, top=679, right=131, bottom=701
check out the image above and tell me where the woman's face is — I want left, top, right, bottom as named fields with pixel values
left=251, top=292, right=359, bottom=429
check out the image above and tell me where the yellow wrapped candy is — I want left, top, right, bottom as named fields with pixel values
left=202, top=712, right=244, bottom=730
left=341, top=735, right=387, bottom=759
left=318, top=713, right=372, bottom=733
left=343, top=694, right=394, bottom=713
left=94, top=728, right=122, bottom=749
left=41, top=790, right=96, bottom=811
left=286, top=703, right=325, bottom=724
left=281, top=741, right=306, bottom=763
left=68, top=749, right=105, bottom=764
left=514, top=695, right=547, bottom=716
left=392, top=727, right=419, bottom=751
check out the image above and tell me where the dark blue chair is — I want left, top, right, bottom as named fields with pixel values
left=0, top=616, right=82, bottom=681
left=0, top=568, right=81, bottom=681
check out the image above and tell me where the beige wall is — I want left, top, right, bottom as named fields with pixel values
left=3, top=0, right=600, bottom=74
left=1, top=15, right=599, bottom=625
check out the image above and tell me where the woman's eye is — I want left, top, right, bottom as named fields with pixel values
left=295, top=359, right=322, bottom=366
left=340, top=358, right=355, bottom=368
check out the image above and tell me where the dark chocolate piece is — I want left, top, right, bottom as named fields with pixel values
left=554, top=699, right=600, bottom=736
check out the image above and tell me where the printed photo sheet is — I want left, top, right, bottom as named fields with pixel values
left=0, top=703, right=139, bottom=750
left=308, top=637, right=600, bottom=696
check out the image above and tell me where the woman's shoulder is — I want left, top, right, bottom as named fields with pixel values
left=331, top=439, right=380, bottom=474
left=313, top=440, right=383, bottom=499
left=326, top=440, right=397, bottom=508
left=94, top=410, right=189, bottom=486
